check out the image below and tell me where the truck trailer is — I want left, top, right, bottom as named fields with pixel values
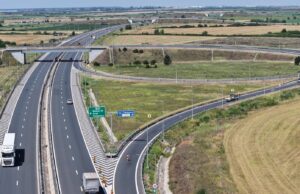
left=1, top=133, right=16, bottom=167
left=82, top=172, right=100, bottom=193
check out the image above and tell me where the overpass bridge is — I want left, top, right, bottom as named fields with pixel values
left=5, top=46, right=109, bottom=64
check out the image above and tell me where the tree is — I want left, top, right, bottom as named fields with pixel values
left=125, top=25, right=132, bottom=30
left=71, top=31, right=76, bottom=36
left=295, top=56, right=300, bottom=65
left=164, top=55, right=172, bottom=65
left=133, top=60, right=141, bottom=66
left=150, top=60, right=157, bottom=66
left=201, top=31, right=208, bottom=36
left=93, top=61, right=100, bottom=66
left=139, top=49, right=144, bottom=54
left=123, top=47, right=128, bottom=52
left=143, top=60, right=149, bottom=65
left=281, top=28, right=287, bottom=33
left=40, top=40, right=44, bottom=45
left=154, top=29, right=160, bottom=35
left=160, top=29, right=165, bottom=35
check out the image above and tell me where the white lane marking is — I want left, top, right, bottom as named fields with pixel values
left=16, top=180, right=19, bottom=186
left=61, top=106, right=64, bottom=110
left=22, top=125, right=24, bottom=129
left=26, top=101, right=29, bottom=104
left=75, top=170, right=78, bottom=175
left=20, top=133, right=23, bottom=137
left=17, top=166, right=20, bottom=171
left=24, top=112, right=27, bottom=115
left=64, top=119, right=66, bottom=122
left=62, top=112, right=64, bottom=115
left=66, top=135, right=69, bottom=139
left=23, top=118, right=26, bottom=122
left=80, top=186, right=83, bottom=192
left=28, top=96, right=31, bottom=99
left=19, top=142, right=22, bottom=147
left=65, top=126, right=68, bottom=130
left=61, top=96, right=63, bottom=99
left=69, top=145, right=71, bottom=150
left=25, top=106, right=28, bottom=110
left=72, top=156, right=75, bottom=161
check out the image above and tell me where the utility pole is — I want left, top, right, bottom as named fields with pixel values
left=191, top=83, right=194, bottom=120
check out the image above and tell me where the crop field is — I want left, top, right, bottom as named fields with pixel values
left=0, top=34, right=67, bottom=45
left=127, top=25, right=300, bottom=35
left=98, top=34, right=221, bottom=45
left=224, top=99, right=300, bottom=194
left=84, top=78, right=267, bottom=140
left=95, top=61, right=298, bottom=79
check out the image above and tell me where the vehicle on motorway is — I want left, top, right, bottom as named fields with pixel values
left=66, top=99, right=73, bottom=105
left=82, top=172, right=100, bottom=193
left=1, top=133, right=16, bottom=167
left=69, top=57, right=73, bottom=61
left=225, top=93, right=240, bottom=102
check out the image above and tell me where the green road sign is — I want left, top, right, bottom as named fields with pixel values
left=88, top=106, right=106, bottom=117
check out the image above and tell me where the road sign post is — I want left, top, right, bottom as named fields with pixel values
left=116, top=110, right=135, bottom=118
left=88, top=106, right=106, bottom=118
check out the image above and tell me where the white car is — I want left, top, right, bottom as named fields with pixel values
left=66, top=99, right=73, bottom=105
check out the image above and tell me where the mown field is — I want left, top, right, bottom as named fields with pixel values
left=224, top=100, right=300, bottom=194
left=95, top=61, right=298, bottom=79
left=84, top=77, right=268, bottom=141
left=0, top=34, right=68, bottom=45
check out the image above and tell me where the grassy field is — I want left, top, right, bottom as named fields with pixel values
left=224, top=100, right=300, bottom=194
left=84, top=77, right=267, bottom=140
left=97, top=34, right=221, bottom=45
left=94, top=61, right=298, bottom=79
left=0, top=65, right=29, bottom=111
left=127, top=25, right=300, bottom=36
left=144, top=89, right=300, bottom=194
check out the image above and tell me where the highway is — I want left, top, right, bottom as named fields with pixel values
left=113, top=78, right=300, bottom=193
left=0, top=52, right=59, bottom=194
left=0, top=26, right=122, bottom=194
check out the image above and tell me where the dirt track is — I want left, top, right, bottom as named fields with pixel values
left=224, top=100, right=300, bottom=194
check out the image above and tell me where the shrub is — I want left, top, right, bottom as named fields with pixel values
left=108, top=63, right=113, bottom=67
left=164, top=55, right=172, bottom=65
left=133, top=60, right=141, bottom=66
left=201, top=31, right=209, bottom=36
left=281, top=28, right=287, bottom=33
left=139, top=49, right=144, bottom=54
left=93, top=61, right=100, bottom=66
left=122, top=47, right=128, bottom=52
left=295, top=56, right=300, bottom=65
left=125, top=25, right=132, bottom=30
left=154, top=29, right=160, bottom=35
left=143, top=60, right=149, bottom=65
left=280, top=91, right=295, bottom=101
left=150, top=60, right=157, bottom=65
left=133, top=49, right=139, bottom=53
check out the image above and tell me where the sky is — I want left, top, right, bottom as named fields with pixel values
left=1, top=0, right=300, bottom=9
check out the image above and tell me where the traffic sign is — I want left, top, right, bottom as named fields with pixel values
left=88, top=106, right=106, bottom=117
left=117, top=110, right=135, bottom=118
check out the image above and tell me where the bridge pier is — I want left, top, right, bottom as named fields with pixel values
left=89, top=49, right=103, bottom=64
left=11, top=51, right=26, bottom=64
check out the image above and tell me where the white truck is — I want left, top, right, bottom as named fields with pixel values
left=82, top=172, right=100, bottom=193
left=1, top=133, right=16, bottom=167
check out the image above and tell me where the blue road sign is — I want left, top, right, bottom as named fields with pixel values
left=117, top=110, right=135, bottom=118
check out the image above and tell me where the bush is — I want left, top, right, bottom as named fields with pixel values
left=150, top=60, right=157, bottom=65
left=93, top=61, right=100, bottom=66
left=143, top=60, right=149, bottom=65
left=280, top=91, right=295, bottom=101
left=164, top=55, right=172, bottom=65
left=295, top=56, right=300, bottom=65
left=154, top=29, right=160, bottom=35
left=201, top=31, right=209, bottom=36
left=122, top=47, right=128, bottom=52
left=281, top=28, right=287, bottom=33
left=133, top=60, right=141, bottom=66
left=125, top=25, right=132, bottom=30
left=108, top=63, right=113, bottom=67
left=139, top=49, right=144, bottom=54
left=133, top=49, right=139, bottom=53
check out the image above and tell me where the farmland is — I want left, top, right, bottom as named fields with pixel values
left=126, top=24, right=300, bottom=36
